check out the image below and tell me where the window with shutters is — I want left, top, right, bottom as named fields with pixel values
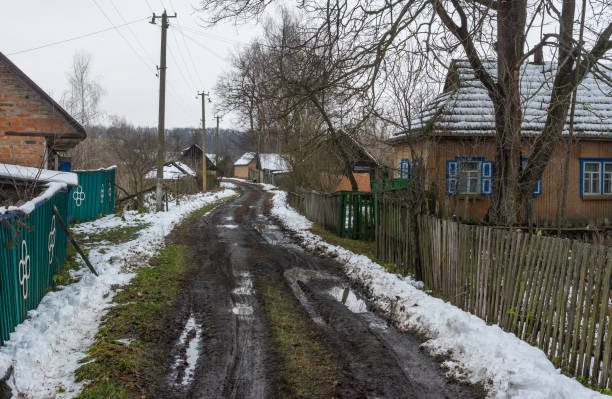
left=446, top=157, right=491, bottom=195
left=580, top=159, right=612, bottom=197
left=398, top=159, right=411, bottom=179
left=521, top=158, right=542, bottom=196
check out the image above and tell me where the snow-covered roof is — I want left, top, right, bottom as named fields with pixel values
left=0, top=163, right=78, bottom=186
left=181, top=144, right=218, bottom=166
left=395, top=60, right=612, bottom=138
left=0, top=163, right=79, bottom=216
left=259, top=154, right=291, bottom=172
left=234, top=152, right=256, bottom=166
left=145, top=161, right=196, bottom=180
left=206, top=153, right=217, bottom=166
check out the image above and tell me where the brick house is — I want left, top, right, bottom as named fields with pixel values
left=0, top=52, right=86, bottom=169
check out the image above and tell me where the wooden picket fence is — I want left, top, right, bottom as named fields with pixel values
left=377, top=205, right=612, bottom=388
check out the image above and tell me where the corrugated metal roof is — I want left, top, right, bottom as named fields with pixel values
left=396, top=60, right=612, bottom=138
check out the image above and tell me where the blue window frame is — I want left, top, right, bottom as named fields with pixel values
left=521, top=158, right=542, bottom=196
left=398, top=159, right=411, bottom=179
left=580, top=158, right=612, bottom=197
left=446, top=157, right=491, bottom=195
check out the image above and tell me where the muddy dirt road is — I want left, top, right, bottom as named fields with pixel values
left=160, top=182, right=483, bottom=399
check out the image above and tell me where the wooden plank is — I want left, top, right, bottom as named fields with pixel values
left=592, top=248, right=612, bottom=385
left=598, top=248, right=612, bottom=388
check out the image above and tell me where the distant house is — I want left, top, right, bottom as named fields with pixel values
left=0, top=52, right=86, bottom=170
left=389, top=59, right=612, bottom=224
left=233, top=152, right=257, bottom=179
left=180, top=144, right=217, bottom=172
left=333, top=131, right=384, bottom=192
left=145, top=161, right=196, bottom=180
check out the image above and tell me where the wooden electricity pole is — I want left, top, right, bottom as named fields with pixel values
left=215, top=115, right=220, bottom=175
left=152, top=10, right=176, bottom=211
left=197, top=91, right=210, bottom=191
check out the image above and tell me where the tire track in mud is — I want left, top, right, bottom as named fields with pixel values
left=157, top=182, right=485, bottom=398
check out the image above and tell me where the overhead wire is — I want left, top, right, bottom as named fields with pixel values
left=180, top=30, right=227, bottom=61
left=167, top=0, right=205, bottom=88
left=7, top=18, right=147, bottom=56
left=91, top=0, right=194, bottom=121
left=109, top=0, right=157, bottom=63
left=90, top=0, right=157, bottom=75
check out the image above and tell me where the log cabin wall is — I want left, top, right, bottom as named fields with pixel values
left=393, top=137, right=612, bottom=225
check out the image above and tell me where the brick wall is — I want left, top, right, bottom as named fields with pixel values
left=0, top=61, right=79, bottom=167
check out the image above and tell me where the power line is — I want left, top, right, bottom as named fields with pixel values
left=7, top=17, right=147, bottom=56
left=180, top=30, right=226, bottom=61
left=109, top=0, right=156, bottom=63
left=165, top=0, right=204, bottom=88
left=143, top=0, right=155, bottom=13
left=176, top=23, right=246, bottom=46
left=90, top=0, right=156, bottom=75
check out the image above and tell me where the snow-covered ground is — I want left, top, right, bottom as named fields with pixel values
left=0, top=184, right=237, bottom=398
left=269, top=188, right=605, bottom=399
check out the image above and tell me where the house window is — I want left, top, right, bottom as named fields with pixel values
left=583, top=162, right=601, bottom=195
left=398, top=159, right=411, bottom=179
left=446, top=157, right=492, bottom=195
left=458, top=161, right=481, bottom=194
left=604, top=163, right=612, bottom=195
left=521, top=158, right=542, bottom=196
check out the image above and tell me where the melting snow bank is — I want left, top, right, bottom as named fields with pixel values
left=269, top=189, right=605, bottom=399
left=0, top=187, right=237, bottom=398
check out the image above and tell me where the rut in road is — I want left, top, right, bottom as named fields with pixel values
left=159, top=182, right=485, bottom=399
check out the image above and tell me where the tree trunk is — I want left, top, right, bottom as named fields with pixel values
left=488, top=0, right=526, bottom=225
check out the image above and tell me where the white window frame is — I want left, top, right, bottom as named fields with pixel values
left=583, top=161, right=601, bottom=195
left=604, top=162, right=612, bottom=195
left=457, top=160, right=481, bottom=194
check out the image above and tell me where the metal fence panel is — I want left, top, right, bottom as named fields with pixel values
left=69, top=167, right=116, bottom=223
left=0, top=190, right=69, bottom=344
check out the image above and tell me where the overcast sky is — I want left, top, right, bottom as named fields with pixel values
left=2, top=0, right=263, bottom=129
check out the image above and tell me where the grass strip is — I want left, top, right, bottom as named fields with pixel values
left=74, top=196, right=235, bottom=398
left=258, top=276, right=348, bottom=398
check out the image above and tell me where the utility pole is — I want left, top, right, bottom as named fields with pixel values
left=197, top=91, right=210, bottom=191
left=215, top=115, right=220, bottom=176
left=151, top=10, right=176, bottom=211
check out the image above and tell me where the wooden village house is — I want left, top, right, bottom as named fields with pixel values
left=181, top=144, right=218, bottom=177
left=233, top=152, right=257, bottom=179
left=0, top=52, right=86, bottom=170
left=390, top=59, right=612, bottom=225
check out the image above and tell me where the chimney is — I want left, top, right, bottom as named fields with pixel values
left=534, top=46, right=543, bottom=65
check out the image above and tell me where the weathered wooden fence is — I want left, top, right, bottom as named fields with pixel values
left=375, top=193, right=612, bottom=389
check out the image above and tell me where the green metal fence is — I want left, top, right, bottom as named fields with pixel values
left=69, top=167, right=116, bottom=223
left=0, top=189, right=69, bottom=344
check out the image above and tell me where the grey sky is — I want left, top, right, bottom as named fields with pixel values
left=2, top=0, right=262, bottom=129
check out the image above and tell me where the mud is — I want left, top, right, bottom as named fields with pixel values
left=157, top=182, right=485, bottom=399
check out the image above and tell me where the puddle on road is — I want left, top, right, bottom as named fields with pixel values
left=219, top=224, right=239, bottom=229
left=285, top=267, right=335, bottom=283
left=254, top=224, right=291, bottom=245
left=232, top=304, right=254, bottom=316
left=233, top=276, right=254, bottom=296
left=224, top=216, right=234, bottom=221
left=328, top=286, right=368, bottom=313
left=170, top=313, right=202, bottom=387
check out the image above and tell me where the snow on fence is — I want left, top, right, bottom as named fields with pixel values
left=287, top=189, right=375, bottom=241
left=68, top=167, right=116, bottom=223
left=376, top=192, right=612, bottom=390
left=0, top=189, right=69, bottom=345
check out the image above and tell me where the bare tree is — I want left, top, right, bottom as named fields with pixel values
left=106, top=117, right=157, bottom=209
left=61, top=51, right=104, bottom=126
left=200, top=0, right=612, bottom=225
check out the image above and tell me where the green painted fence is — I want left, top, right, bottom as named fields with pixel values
left=337, top=191, right=376, bottom=241
left=0, top=189, right=69, bottom=344
left=69, top=167, right=116, bottom=223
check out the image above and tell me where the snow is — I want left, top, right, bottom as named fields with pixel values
left=170, top=313, right=202, bottom=387
left=145, top=161, right=196, bottom=180
left=259, top=154, right=290, bottom=172
left=234, top=152, right=255, bottom=166
left=397, top=60, right=612, bottom=137
left=269, top=188, right=606, bottom=399
left=0, top=182, right=68, bottom=216
left=0, top=187, right=237, bottom=398
left=0, top=163, right=78, bottom=186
